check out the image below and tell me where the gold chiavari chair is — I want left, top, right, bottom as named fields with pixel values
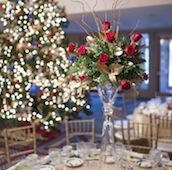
left=155, top=92, right=172, bottom=98
left=127, top=121, right=159, bottom=154
left=150, top=114, right=172, bottom=156
left=65, top=117, right=95, bottom=145
left=4, top=125, right=37, bottom=167
left=114, top=107, right=133, bottom=144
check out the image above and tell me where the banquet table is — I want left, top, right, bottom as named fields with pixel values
left=131, top=97, right=172, bottom=146
left=6, top=156, right=153, bottom=170
left=7, top=148, right=172, bottom=170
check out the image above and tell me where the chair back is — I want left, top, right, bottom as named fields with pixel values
left=114, top=107, right=125, bottom=143
left=150, top=114, right=172, bottom=139
left=150, top=114, right=172, bottom=154
left=155, top=92, right=172, bottom=98
left=122, top=86, right=138, bottom=117
left=4, top=125, right=37, bottom=167
left=127, top=121, right=159, bottom=154
left=65, top=118, right=95, bottom=145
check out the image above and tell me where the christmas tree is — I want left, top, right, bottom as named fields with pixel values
left=0, top=0, right=91, bottom=131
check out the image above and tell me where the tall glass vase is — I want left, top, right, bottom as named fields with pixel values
left=97, top=82, right=119, bottom=163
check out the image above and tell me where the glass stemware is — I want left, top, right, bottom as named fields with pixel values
left=114, top=142, right=125, bottom=166
left=148, top=148, right=161, bottom=169
left=160, top=151, right=170, bottom=167
left=97, top=83, right=119, bottom=163
left=123, top=145, right=132, bottom=161
left=48, top=148, right=62, bottom=167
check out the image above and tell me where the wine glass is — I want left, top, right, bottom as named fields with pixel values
left=123, top=145, right=132, bottom=160
left=160, top=152, right=170, bottom=167
left=114, top=142, right=124, bottom=164
left=148, top=148, right=161, bottom=169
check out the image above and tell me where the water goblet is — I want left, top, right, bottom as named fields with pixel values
left=123, top=145, right=132, bottom=161
left=160, top=151, right=170, bottom=167
left=76, top=142, right=88, bottom=163
left=48, top=148, right=62, bottom=166
left=61, top=145, right=73, bottom=162
left=114, top=142, right=125, bottom=161
left=148, top=148, right=161, bottom=169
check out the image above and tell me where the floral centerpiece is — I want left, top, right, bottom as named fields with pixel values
left=67, top=6, right=148, bottom=164
left=67, top=21, right=148, bottom=91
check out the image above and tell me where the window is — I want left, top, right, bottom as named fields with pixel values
left=159, top=38, right=172, bottom=92
left=139, top=33, right=150, bottom=90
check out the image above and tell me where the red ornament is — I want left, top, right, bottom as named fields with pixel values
left=69, top=74, right=77, bottom=81
left=0, top=3, right=3, bottom=10
left=143, top=73, right=149, bottom=80
left=79, top=75, right=88, bottom=81
left=50, top=92, right=54, bottom=98
left=48, top=33, right=53, bottom=38
left=39, top=90, right=44, bottom=96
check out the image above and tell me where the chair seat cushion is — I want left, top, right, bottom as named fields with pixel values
left=114, top=120, right=133, bottom=130
left=114, top=129, right=139, bottom=141
left=126, top=114, right=133, bottom=120
left=157, top=138, right=172, bottom=152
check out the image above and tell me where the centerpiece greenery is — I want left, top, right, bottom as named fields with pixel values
left=67, top=20, right=148, bottom=90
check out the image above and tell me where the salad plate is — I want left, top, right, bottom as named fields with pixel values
left=136, top=159, right=152, bottom=168
left=65, top=157, right=84, bottom=167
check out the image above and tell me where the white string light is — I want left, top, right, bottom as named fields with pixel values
left=0, top=0, right=91, bottom=130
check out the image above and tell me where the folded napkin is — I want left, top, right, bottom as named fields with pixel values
left=136, top=159, right=152, bottom=168
left=128, top=151, right=145, bottom=161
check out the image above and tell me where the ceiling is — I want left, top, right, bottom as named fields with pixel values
left=64, top=4, right=172, bottom=33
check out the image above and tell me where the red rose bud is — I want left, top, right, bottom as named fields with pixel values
left=68, top=43, right=75, bottom=52
left=120, top=80, right=131, bottom=90
left=77, top=45, right=87, bottom=56
left=105, top=32, right=115, bottom=42
left=98, top=53, right=109, bottom=65
left=125, top=44, right=135, bottom=56
left=102, top=21, right=111, bottom=31
left=143, top=73, right=149, bottom=80
left=131, top=32, right=142, bottom=42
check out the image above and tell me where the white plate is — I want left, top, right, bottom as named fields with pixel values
left=136, top=159, right=152, bottom=168
left=65, top=158, right=84, bottom=167
left=104, top=156, right=115, bottom=164
left=36, top=165, right=55, bottom=170
left=86, top=149, right=101, bottom=160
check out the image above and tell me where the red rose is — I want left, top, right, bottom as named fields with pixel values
left=125, top=45, right=135, bottom=56
left=131, top=32, right=142, bottom=42
left=98, top=53, right=109, bottom=65
left=143, top=73, right=149, bottom=80
left=105, top=32, right=115, bottom=42
left=120, top=80, right=131, bottom=90
left=77, top=45, right=87, bottom=56
left=102, top=21, right=111, bottom=31
left=67, top=43, right=75, bottom=52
